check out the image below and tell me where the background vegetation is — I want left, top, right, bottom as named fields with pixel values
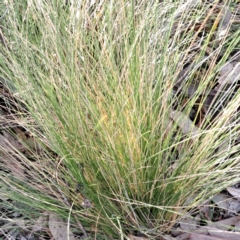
left=0, top=0, right=240, bottom=239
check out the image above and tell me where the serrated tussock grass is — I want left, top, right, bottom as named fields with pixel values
left=1, top=0, right=240, bottom=238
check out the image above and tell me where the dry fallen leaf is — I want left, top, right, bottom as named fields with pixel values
left=189, top=233, right=223, bottom=240
left=208, top=227, right=240, bottom=240
left=227, top=187, right=240, bottom=201
left=169, top=109, right=199, bottom=141
left=32, top=211, right=49, bottom=232
left=0, top=130, right=25, bottom=151
left=48, top=213, right=76, bottom=240
left=208, top=216, right=240, bottom=231
left=175, top=232, right=191, bottom=240
left=234, top=220, right=240, bottom=232
left=171, top=227, right=183, bottom=237
left=128, top=234, right=149, bottom=240
left=218, top=62, right=240, bottom=86
left=128, top=233, right=175, bottom=240
left=211, top=193, right=240, bottom=216
left=217, top=6, right=232, bottom=39
left=0, top=152, right=27, bottom=181
left=14, top=218, right=26, bottom=230
left=14, top=127, right=43, bottom=152
left=180, top=213, right=198, bottom=231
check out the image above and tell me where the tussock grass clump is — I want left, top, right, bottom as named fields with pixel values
left=1, top=0, right=240, bottom=238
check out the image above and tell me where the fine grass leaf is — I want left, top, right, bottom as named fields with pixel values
left=48, top=213, right=76, bottom=240
left=1, top=0, right=240, bottom=238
